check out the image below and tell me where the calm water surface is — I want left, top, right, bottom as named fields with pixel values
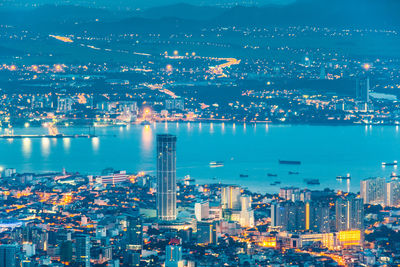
left=1, top=123, right=399, bottom=193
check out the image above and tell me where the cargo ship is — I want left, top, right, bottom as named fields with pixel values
left=336, top=174, right=351, bottom=180
left=279, top=160, right=301, bottom=165
left=304, top=179, right=320, bottom=185
left=288, top=171, right=299, bottom=175
left=239, top=174, right=249, bottom=178
left=267, top=173, right=278, bottom=177
left=382, top=161, right=398, bottom=166
left=209, top=161, right=224, bottom=168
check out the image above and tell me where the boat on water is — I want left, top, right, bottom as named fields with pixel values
left=382, top=161, right=398, bottom=166
left=337, top=173, right=351, bottom=180
left=288, top=171, right=299, bottom=175
left=240, top=174, right=249, bottom=178
left=267, top=173, right=278, bottom=177
left=209, top=161, right=224, bottom=168
left=391, top=172, right=399, bottom=178
left=304, top=179, right=320, bottom=185
left=279, top=160, right=301, bottom=165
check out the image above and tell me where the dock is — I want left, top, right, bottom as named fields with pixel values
left=0, top=134, right=97, bottom=139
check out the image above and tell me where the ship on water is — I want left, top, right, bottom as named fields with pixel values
left=304, top=179, right=320, bottom=185
left=279, top=160, right=301, bottom=165
left=209, top=161, right=224, bottom=168
left=382, top=161, right=398, bottom=166
left=337, top=173, right=351, bottom=180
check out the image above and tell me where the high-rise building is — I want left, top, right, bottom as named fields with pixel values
left=271, top=201, right=306, bottom=231
left=60, top=241, right=73, bottom=264
left=221, top=186, right=241, bottom=210
left=196, top=221, right=218, bottom=245
left=126, top=216, right=143, bottom=253
left=0, top=244, right=17, bottom=267
left=385, top=180, right=400, bottom=207
left=360, top=177, right=386, bottom=205
left=75, top=235, right=90, bottom=267
left=356, top=76, right=370, bottom=102
left=335, top=194, right=364, bottom=231
left=279, top=187, right=300, bottom=202
left=195, top=201, right=209, bottom=221
left=157, top=134, right=177, bottom=221
left=239, top=196, right=255, bottom=228
left=165, top=245, right=184, bottom=267
left=307, top=201, right=330, bottom=233
left=165, top=98, right=185, bottom=111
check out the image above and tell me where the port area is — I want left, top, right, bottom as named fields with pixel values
left=0, top=134, right=97, bottom=139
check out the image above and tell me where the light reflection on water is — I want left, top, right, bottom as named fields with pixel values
left=1, top=123, right=400, bottom=193
left=22, top=138, right=31, bottom=158
left=41, top=138, right=50, bottom=157
left=63, top=138, right=71, bottom=151
left=92, top=137, right=99, bottom=152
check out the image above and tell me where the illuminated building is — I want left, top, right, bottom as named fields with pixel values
left=279, top=187, right=300, bottom=201
left=165, top=98, right=185, bottom=111
left=260, top=236, right=277, bottom=248
left=271, top=201, right=306, bottom=231
left=209, top=202, right=223, bottom=220
left=197, top=221, right=218, bottom=245
left=75, top=235, right=90, bottom=267
left=338, top=230, right=362, bottom=247
left=96, top=172, right=130, bottom=185
left=195, top=201, right=209, bottom=221
left=277, top=230, right=362, bottom=250
left=57, top=96, right=74, bottom=113
left=385, top=179, right=400, bottom=206
left=239, top=196, right=255, bottom=228
left=307, top=201, right=330, bottom=233
left=126, top=216, right=143, bottom=253
left=360, top=177, right=386, bottom=205
left=335, top=194, right=363, bottom=231
left=222, top=186, right=241, bottom=210
left=165, top=245, right=184, bottom=267
left=156, top=134, right=177, bottom=221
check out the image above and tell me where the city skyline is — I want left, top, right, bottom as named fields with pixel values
left=0, top=0, right=399, bottom=266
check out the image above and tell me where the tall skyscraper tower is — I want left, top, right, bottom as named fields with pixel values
left=221, top=186, right=241, bottom=210
left=360, top=177, right=386, bottom=205
left=335, top=194, right=364, bottom=231
left=157, top=134, right=177, bottom=221
left=356, top=76, right=370, bottom=102
left=0, top=244, right=17, bottom=267
left=126, top=215, right=143, bottom=253
left=75, top=235, right=90, bottom=267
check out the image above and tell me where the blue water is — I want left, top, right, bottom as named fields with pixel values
left=1, top=123, right=399, bottom=193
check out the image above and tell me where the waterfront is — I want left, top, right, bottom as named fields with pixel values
left=1, top=123, right=399, bottom=193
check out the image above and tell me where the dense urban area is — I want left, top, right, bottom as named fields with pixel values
left=0, top=137, right=399, bottom=266
left=1, top=0, right=400, bottom=266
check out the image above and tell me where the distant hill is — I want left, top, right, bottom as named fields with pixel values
left=139, top=3, right=225, bottom=20
left=213, top=0, right=400, bottom=28
left=1, top=0, right=399, bottom=34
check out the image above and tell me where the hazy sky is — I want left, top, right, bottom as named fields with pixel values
left=0, top=0, right=296, bottom=9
